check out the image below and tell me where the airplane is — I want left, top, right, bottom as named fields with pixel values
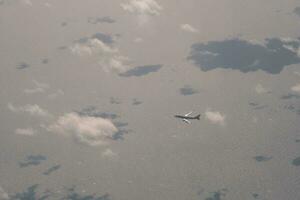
left=174, top=111, right=201, bottom=124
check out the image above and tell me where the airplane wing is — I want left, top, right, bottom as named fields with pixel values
left=184, top=111, right=193, bottom=116
left=182, top=119, right=191, bottom=124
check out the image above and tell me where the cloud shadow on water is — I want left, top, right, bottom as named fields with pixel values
left=119, top=65, right=162, bottom=77
left=188, top=38, right=300, bottom=74
left=292, top=157, right=300, bottom=166
left=254, top=155, right=272, bottom=162
left=11, top=185, right=50, bottom=200
left=88, top=16, right=116, bottom=24
left=19, top=155, right=47, bottom=168
left=43, top=165, right=61, bottom=176
left=179, top=85, right=198, bottom=96
left=75, top=106, right=118, bottom=119
left=16, top=62, right=30, bottom=70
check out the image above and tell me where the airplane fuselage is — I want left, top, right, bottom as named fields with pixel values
left=174, top=115, right=199, bottom=120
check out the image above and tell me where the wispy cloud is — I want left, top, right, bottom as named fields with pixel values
left=180, top=24, right=198, bottom=33
left=8, top=103, right=51, bottom=117
left=24, top=80, right=49, bottom=94
left=121, top=0, right=162, bottom=16
left=205, top=109, right=226, bottom=125
left=71, top=35, right=131, bottom=73
left=48, top=89, right=64, bottom=99
left=48, top=112, right=118, bottom=146
left=15, top=128, right=35, bottom=136
left=0, top=186, right=9, bottom=200
left=255, top=84, right=270, bottom=94
left=291, top=83, right=300, bottom=93
left=102, top=148, right=118, bottom=157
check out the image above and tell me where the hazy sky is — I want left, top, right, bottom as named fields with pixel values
left=0, top=0, right=300, bottom=199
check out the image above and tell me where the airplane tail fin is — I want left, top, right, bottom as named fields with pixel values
left=196, top=114, right=201, bottom=120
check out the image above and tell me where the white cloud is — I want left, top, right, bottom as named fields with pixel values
left=24, top=80, right=49, bottom=94
left=70, top=38, right=130, bottom=73
left=102, top=148, right=118, bottom=157
left=180, top=24, right=198, bottom=33
left=255, top=84, right=269, bottom=94
left=0, top=186, right=9, bottom=200
left=48, top=89, right=64, bottom=99
left=15, top=128, right=35, bottom=136
left=291, top=83, right=300, bottom=93
left=48, top=113, right=118, bottom=146
left=121, top=0, right=162, bottom=16
left=205, top=109, right=226, bottom=125
left=134, top=37, right=143, bottom=43
left=22, top=0, right=32, bottom=6
left=8, top=103, right=50, bottom=117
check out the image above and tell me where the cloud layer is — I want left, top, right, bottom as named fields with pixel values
left=188, top=38, right=300, bottom=74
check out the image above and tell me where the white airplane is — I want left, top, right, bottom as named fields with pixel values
left=174, top=111, right=201, bottom=124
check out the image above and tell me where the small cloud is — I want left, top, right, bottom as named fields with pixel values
left=70, top=35, right=130, bottom=73
left=134, top=37, right=143, bottom=43
left=8, top=103, right=51, bottom=117
left=24, top=80, right=49, bottom=94
left=292, top=157, right=300, bottom=166
left=121, top=0, right=162, bottom=16
left=180, top=24, right=198, bottom=33
left=255, top=84, right=270, bottom=94
left=0, top=186, right=9, bottom=200
left=15, top=128, right=35, bottom=136
left=47, top=112, right=118, bottom=146
left=16, top=62, right=30, bottom=70
left=19, top=155, right=47, bottom=168
left=205, top=109, right=225, bottom=125
left=22, top=0, right=32, bottom=6
left=291, top=83, right=300, bottom=93
left=119, top=64, right=162, bottom=77
left=48, top=89, right=64, bottom=99
left=102, top=148, right=118, bottom=157
left=254, top=155, right=272, bottom=162
left=179, top=85, right=198, bottom=96
left=43, top=165, right=61, bottom=175
left=88, top=16, right=116, bottom=24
